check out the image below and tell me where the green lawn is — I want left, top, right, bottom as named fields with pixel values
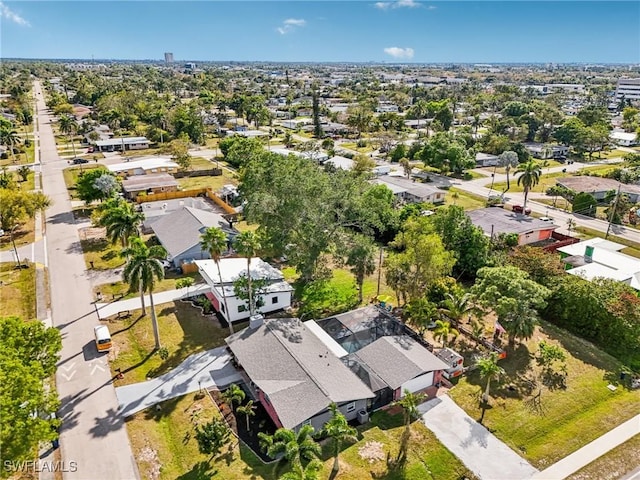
left=94, top=271, right=203, bottom=301
left=493, top=172, right=566, bottom=194
left=0, top=217, right=35, bottom=252
left=177, top=170, right=238, bottom=191
left=109, top=300, right=247, bottom=386
left=449, top=320, right=640, bottom=469
left=0, top=261, right=36, bottom=320
left=126, top=392, right=473, bottom=480
left=80, top=238, right=126, bottom=270
left=446, top=188, right=486, bottom=211
left=567, top=434, right=640, bottom=480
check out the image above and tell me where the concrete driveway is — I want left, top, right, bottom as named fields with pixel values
left=419, top=395, right=538, bottom=480
left=115, top=346, right=241, bottom=417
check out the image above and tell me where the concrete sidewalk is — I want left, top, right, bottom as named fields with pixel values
left=115, top=346, right=241, bottom=417
left=95, top=283, right=211, bottom=318
left=419, top=395, right=539, bottom=480
left=532, top=414, right=640, bottom=480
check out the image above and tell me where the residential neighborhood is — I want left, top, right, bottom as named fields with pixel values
left=1, top=3, right=640, bottom=480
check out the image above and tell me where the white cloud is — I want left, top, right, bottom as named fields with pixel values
left=0, top=2, right=30, bottom=26
left=375, top=0, right=421, bottom=10
left=276, top=18, right=306, bottom=35
left=384, top=47, right=415, bottom=59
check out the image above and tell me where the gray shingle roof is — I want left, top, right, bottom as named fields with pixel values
left=466, top=208, right=558, bottom=236
left=150, top=206, right=231, bottom=258
left=225, top=318, right=374, bottom=429
left=121, top=173, right=178, bottom=193
left=354, top=336, right=450, bottom=390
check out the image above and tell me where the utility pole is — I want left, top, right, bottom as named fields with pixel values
left=605, top=183, right=622, bottom=239
left=376, top=246, right=384, bottom=297
left=10, top=225, right=22, bottom=268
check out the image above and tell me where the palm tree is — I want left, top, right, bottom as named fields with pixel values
left=58, top=114, right=78, bottom=158
left=221, top=383, right=245, bottom=410
left=404, top=298, right=437, bottom=335
left=236, top=399, right=256, bottom=432
left=432, top=319, right=459, bottom=348
left=200, top=226, right=233, bottom=334
left=439, top=292, right=477, bottom=327
left=258, top=425, right=321, bottom=471
left=516, top=161, right=542, bottom=209
left=233, top=231, right=262, bottom=315
left=279, top=459, right=322, bottom=480
left=321, top=403, right=358, bottom=474
left=97, top=200, right=143, bottom=247
left=121, top=238, right=167, bottom=350
left=477, top=352, right=505, bottom=403
left=0, top=126, right=20, bottom=163
left=394, top=390, right=426, bottom=462
left=345, top=234, right=376, bottom=304
left=498, top=151, right=519, bottom=192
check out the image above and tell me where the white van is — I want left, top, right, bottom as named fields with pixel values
left=94, top=325, right=112, bottom=352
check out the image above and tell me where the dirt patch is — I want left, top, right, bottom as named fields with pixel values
left=79, top=227, right=106, bottom=241
left=358, top=441, right=385, bottom=464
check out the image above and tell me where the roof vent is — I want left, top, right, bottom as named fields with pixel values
left=585, top=245, right=594, bottom=263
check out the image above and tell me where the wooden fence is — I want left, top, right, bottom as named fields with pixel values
left=134, top=187, right=236, bottom=215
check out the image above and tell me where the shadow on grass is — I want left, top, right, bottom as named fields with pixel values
left=142, top=395, right=182, bottom=421
left=176, top=461, right=217, bottom=480
left=293, top=277, right=359, bottom=319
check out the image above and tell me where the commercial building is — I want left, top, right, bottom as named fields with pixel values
left=616, top=78, right=640, bottom=101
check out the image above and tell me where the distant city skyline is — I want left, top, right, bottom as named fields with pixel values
left=1, top=1, right=639, bottom=64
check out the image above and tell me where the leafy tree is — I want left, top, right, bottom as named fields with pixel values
left=75, top=169, right=118, bottom=204
left=200, top=226, right=233, bottom=334
left=0, top=189, right=51, bottom=231
left=387, top=216, right=455, bottom=303
left=346, top=105, right=373, bottom=137
left=0, top=125, right=20, bottom=163
left=577, top=105, right=609, bottom=128
left=536, top=340, right=567, bottom=390
left=352, top=153, right=376, bottom=176
left=234, top=231, right=262, bottom=315
left=170, top=104, right=204, bottom=143
left=0, top=317, right=62, bottom=464
left=554, top=117, right=587, bottom=148
left=433, top=319, right=459, bottom=347
left=175, top=277, right=194, bottom=296
left=121, top=238, right=167, bottom=350
left=321, top=403, right=358, bottom=474
left=236, top=400, right=256, bottom=432
left=399, top=157, right=412, bottom=178
left=477, top=352, right=505, bottom=403
left=498, top=150, right=520, bottom=192
left=507, top=246, right=565, bottom=287
left=503, top=101, right=530, bottom=117
left=419, top=132, right=473, bottom=174
left=405, top=297, right=438, bottom=335
left=439, top=291, right=478, bottom=327
left=219, top=136, right=264, bottom=168
left=312, top=87, right=322, bottom=138
left=515, top=161, right=542, bottom=209
left=344, top=233, right=376, bottom=304
left=604, top=190, right=631, bottom=225
left=572, top=192, right=597, bottom=217
left=16, top=165, right=31, bottom=182
left=194, top=418, right=231, bottom=458
left=93, top=174, right=121, bottom=200
left=0, top=166, right=15, bottom=189
left=258, top=425, right=321, bottom=469
left=167, top=134, right=191, bottom=171
left=429, top=205, right=490, bottom=278
left=472, top=266, right=550, bottom=346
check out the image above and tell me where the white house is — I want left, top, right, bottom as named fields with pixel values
left=610, top=131, right=638, bottom=147
left=195, top=258, right=293, bottom=323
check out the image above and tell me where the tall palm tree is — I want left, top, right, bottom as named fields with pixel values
left=394, top=390, right=426, bottom=462
left=498, top=151, right=519, bottom=192
left=97, top=200, right=143, bottom=247
left=321, top=403, right=358, bottom=474
left=0, top=126, right=20, bottom=163
left=516, top=161, right=542, bottom=209
left=58, top=114, right=78, bottom=158
left=280, top=459, right=322, bottom=480
left=477, top=352, right=505, bottom=403
left=200, top=226, right=233, bottom=334
left=233, top=231, right=262, bottom=315
left=121, top=238, right=167, bottom=350
left=236, top=400, right=256, bottom=432
left=258, top=425, right=321, bottom=471
left=345, top=234, right=376, bottom=304
left=438, top=292, right=477, bottom=327
left=433, top=319, right=459, bottom=348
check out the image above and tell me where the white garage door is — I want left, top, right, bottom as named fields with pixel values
left=401, top=372, right=434, bottom=396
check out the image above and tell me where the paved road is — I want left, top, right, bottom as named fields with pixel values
left=419, top=396, right=538, bottom=480
left=35, top=80, right=139, bottom=480
left=115, top=347, right=241, bottom=417
left=532, top=414, right=640, bottom=480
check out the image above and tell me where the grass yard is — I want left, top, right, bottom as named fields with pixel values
left=567, top=434, right=640, bottom=480
left=493, top=172, right=565, bottom=194
left=109, top=300, right=247, bottom=386
left=449, top=320, right=640, bottom=469
left=340, top=142, right=375, bottom=153
left=577, top=164, right=624, bottom=176
left=62, top=165, right=105, bottom=199
left=94, top=271, right=203, bottom=302
left=189, top=156, right=215, bottom=170
left=127, top=392, right=472, bottom=480
left=80, top=237, right=126, bottom=270
left=446, top=188, right=486, bottom=211
left=0, top=218, right=35, bottom=252
left=177, top=171, right=238, bottom=191
left=0, top=261, right=36, bottom=320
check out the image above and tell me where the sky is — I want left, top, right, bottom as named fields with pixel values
left=1, top=1, right=639, bottom=63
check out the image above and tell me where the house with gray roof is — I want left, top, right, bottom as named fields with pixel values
left=150, top=206, right=237, bottom=268
left=121, top=173, right=178, bottom=199
left=225, top=317, right=375, bottom=432
left=467, top=208, right=559, bottom=245
left=375, top=175, right=447, bottom=204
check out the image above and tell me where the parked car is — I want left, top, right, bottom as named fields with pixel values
left=160, top=259, right=172, bottom=269
left=512, top=205, right=532, bottom=215
left=539, top=216, right=553, bottom=222
left=72, top=158, right=89, bottom=164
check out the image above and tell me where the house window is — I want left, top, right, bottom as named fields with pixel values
left=238, top=305, right=247, bottom=313
left=220, top=303, right=225, bottom=312
left=302, top=419, right=312, bottom=427
left=271, top=296, right=278, bottom=304
left=346, top=402, right=356, bottom=413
